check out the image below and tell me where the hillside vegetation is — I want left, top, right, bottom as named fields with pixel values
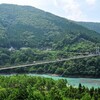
left=77, top=22, right=100, bottom=33
left=0, top=4, right=100, bottom=50
left=0, top=4, right=100, bottom=78
left=0, top=75, right=100, bottom=100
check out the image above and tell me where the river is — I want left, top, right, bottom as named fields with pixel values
left=1, top=73, right=100, bottom=88
left=28, top=74, right=100, bottom=88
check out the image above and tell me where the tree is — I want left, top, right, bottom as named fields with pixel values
left=81, top=93, right=91, bottom=100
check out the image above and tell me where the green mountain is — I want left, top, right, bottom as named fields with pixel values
left=0, top=4, right=100, bottom=77
left=77, top=22, right=100, bottom=33
left=0, top=4, right=100, bottom=52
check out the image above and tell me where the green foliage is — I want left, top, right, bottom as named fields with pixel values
left=0, top=4, right=100, bottom=100
left=0, top=4, right=100, bottom=78
left=0, top=48, right=100, bottom=78
left=0, top=75, right=100, bottom=100
left=77, top=22, right=100, bottom=33
left=0, top=4, right=100, bottom=49
left=81, top=93, right=91, bottom=100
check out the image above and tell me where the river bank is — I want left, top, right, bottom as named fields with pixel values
left=1, top=73, right=100, bottom=88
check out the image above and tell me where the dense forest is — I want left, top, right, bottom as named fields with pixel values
left=77, top=22, right=100, bottom=33
left=0, top=4, right=100, bottom=49
left=0, top=4, right=100, bottom=77
left=0, top=48, right=100, bottom=78
left=0, top=75, right=100, bottom=100
left=0, top=4, right=100, bottom=100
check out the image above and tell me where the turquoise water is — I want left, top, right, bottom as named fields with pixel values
left=28, top=74, right=100, bottom=88
left=1, top=74, right=100, bottom=88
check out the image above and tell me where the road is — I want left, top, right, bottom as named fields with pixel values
left=0, top=54, right=99, bottom=71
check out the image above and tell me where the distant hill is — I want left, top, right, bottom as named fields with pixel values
left=77, top=22, right=100, bottom=33
left=0, top=4, right=100, bottom=52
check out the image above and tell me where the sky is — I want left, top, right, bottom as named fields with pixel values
left=0, top=0, right=99, bottom=22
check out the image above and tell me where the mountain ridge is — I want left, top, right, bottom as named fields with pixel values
left=0, top=4, right=100, bottom=52
left=77, top=21, right=100, bottom=33
left=0, top=4, right=100, bottom=78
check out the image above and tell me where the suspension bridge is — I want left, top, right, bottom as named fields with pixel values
left=0, top=53, right=100, bottom=71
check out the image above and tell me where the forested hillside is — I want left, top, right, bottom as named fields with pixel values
left=0, top=4, right=100, bottom=78
left=0, top=4, right=100, bottom=50
left=0, top=4, right=100, bottom=100
left=77, top=22, right=100, bottom=33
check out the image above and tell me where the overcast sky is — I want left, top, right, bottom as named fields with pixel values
left=0, top=0, right=99, bottom=22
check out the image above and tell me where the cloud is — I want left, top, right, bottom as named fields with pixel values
left=31, top=0, right=87, bottom=21
left=0, top=0, right=87, bottom=21
left=0, top=0, right=39, bottom=6
left=86, top=0, right=96, bottom=5
left=55, top=0, right=86, bottom=21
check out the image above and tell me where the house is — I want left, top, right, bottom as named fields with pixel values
left=8, top=47, right=15, bottom=51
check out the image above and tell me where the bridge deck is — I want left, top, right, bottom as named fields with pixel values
left=0, top=54, right=99, bottom=71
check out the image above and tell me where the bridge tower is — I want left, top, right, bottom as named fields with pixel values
left=96, top=47, right=99, bottom=54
